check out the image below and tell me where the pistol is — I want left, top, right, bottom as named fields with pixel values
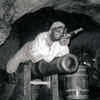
left=63, top=28, right=83, bottom=38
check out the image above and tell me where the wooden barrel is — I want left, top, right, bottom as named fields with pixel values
left=64, top=65, right=89, bottom=99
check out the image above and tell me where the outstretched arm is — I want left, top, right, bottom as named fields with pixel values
left=6, top=42, right=31, bottom=73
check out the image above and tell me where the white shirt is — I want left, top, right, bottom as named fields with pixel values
left=27, top=32, right=69, bottom=63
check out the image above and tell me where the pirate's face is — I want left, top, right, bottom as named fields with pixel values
left=50, top=26, right=65, bottom=41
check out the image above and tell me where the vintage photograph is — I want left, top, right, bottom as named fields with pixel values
left=0, top=0, right=100, bottom=100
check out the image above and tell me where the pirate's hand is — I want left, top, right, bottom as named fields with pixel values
left=6, top=57, right=19, bottom=73
left=59, top=35, right=70, bottom=45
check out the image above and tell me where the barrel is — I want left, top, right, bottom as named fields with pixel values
left=64, top=65, right=89, bottom=99
left=31, top=54, right=79, bottom=78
